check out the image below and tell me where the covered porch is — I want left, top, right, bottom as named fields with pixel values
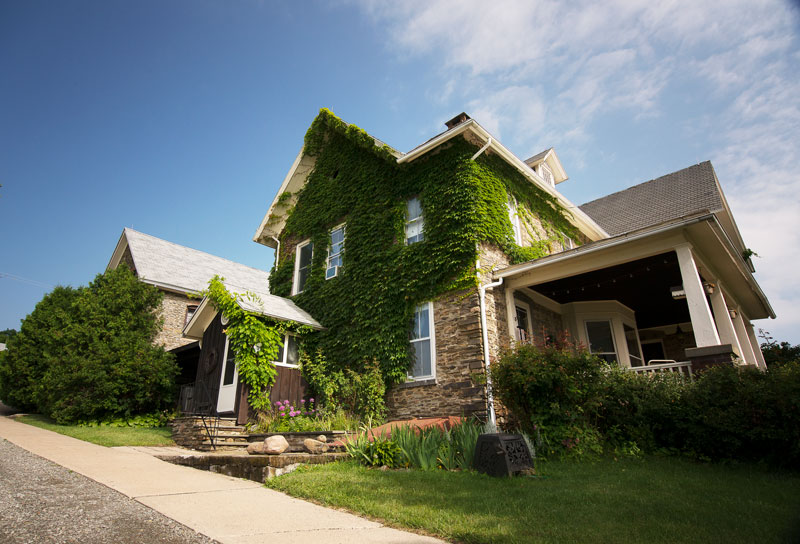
left=493, top=214, right=774, bottom=374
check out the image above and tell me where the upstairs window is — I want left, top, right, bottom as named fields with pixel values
left=292, top=240, right=313, bottom=295
left=409, top=302, right=435, bottom=380
left=405, top=197, right=424, bottom=244
left=507, top=196, right=522, bottom=245
left=326, top=225, right=345, bottom=279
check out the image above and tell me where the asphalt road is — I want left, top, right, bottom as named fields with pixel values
left=0, top=438, right=220, bottom=544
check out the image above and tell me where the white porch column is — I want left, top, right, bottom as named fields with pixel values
left=674, top=244, right=720, bottom=347
left=745, top=321, right=768, bottom=370
left=732, top=311, right=758, bottom=367
left=505, top=287, right=517, bottom=344
left=708, top=284, right=743, bottom=358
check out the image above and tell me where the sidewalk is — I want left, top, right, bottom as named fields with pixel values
left=0, top=417, right=445, bottom=544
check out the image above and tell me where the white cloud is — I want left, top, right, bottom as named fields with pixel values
left=354, top=0, right=800, bottom=341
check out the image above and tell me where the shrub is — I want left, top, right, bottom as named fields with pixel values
left=491, top=339, right=608, bottom=458
left=681, top=363, right=800, bottom=466
left=0, top=266, right=178, bottom=424
left=301, top=351, right=387, bottom=422
left=346, top=432, right=405, bottom=468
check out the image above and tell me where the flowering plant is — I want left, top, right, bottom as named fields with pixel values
left=269, top=398, right=320, bottom=432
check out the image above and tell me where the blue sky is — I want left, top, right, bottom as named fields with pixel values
left=2, top=0, right=799, bottom=344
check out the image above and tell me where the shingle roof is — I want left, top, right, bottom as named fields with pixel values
left=523, top=148, right=552, bottom=165
left=230, top=284, right=322, bottom=329
left=117, top=228, right=270, bottom=294
left=579, top=161, right=723, bottom=236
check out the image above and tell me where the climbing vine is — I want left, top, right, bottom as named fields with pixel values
left=202, top=276, right=312, bottom=411
left=269, top=108, right=580, bottom=394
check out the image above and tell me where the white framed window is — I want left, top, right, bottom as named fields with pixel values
left=540, top=163, right=555, bottom=186
left=273, top=335, right=299, bottom=368
left=185, top=305, right=198, bottom=327
left=405, top=197, right=424, bottom=244
left=326, top=225, right=345, bottom=279
left=292, top=240, right=313, bottom=295
left=514, top=302, right=532, bottom=342
left=585, top=320, right=618, bottom=364
left=507, top=196, right=522, bottom=245
left=560, top=232, right=575, bottom=250
left=409, top=302, right=435, bottom=380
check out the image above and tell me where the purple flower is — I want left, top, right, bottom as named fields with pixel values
left=284, top=400, right=290, bottom=405
left=300, top=399, right=305, bottom=404
left=274, top=401, right=282, bottom=407
left=279, top=405, right=286, bottom=411
left=309, top=398, right=314, bottom=403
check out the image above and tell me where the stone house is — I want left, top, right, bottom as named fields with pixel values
left=251, top=110, right=773, bottom=423
left=107, top=228, right=271, bottom=384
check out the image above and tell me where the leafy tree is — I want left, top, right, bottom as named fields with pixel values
left=0, top=328, right=17, bottom=344
left=758, top=329, right=800, bottom=367
left=0, top=266, right=178, bottom=422
left=0, top=286, right=81, bottom=410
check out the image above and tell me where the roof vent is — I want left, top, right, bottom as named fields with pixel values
left=445, top=112, right=471, bottom=130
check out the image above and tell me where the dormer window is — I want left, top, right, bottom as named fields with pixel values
left=540, top=163, right=554, bottom=187
left=405, top=197, right=424, bottom=244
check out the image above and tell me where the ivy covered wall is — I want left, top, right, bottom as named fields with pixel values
left=268, top=109, right=578, bottom=389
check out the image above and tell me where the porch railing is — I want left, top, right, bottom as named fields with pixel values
left=631, top=360, right=693, bottom=379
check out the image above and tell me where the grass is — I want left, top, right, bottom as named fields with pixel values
left=266, top=456, right=800, bottom=544
left=15, top=414, right=175, bottom=447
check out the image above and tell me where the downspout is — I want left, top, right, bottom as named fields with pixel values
left=471, top=136, right=493, bottom=161
left=270, top=236, right=281, bottom=266
left=479, top=270, right=503, bottom=428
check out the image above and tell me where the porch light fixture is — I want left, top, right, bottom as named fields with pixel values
left=671, top=285, right=686, bottom=300
left=729, top=309, right=738, bottom=320
left=703, top=282, right=716, bottom=295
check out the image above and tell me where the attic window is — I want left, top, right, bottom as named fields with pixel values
left=540, top=163, right=554, bottom=186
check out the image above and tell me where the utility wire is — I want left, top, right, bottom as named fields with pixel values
left=0, top=272, right=54, bottom=290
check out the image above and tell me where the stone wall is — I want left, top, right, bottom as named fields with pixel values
left=120, top=246, right=136, bottom=272
left=155, top=291, right=196, bottom=350
left=386, top=287, right=487, bottom=419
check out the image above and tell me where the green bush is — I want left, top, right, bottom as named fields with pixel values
left=301, top=351, right=387, bottom=422
left=0, top=266, right=178, bottom=424
left=346, top=433, right=405, bottom=468
left=491, top=340, right=608, bottom=458
left=681, top=363, right=800, bottom=466
left=493, top=340, right=800, bottom=467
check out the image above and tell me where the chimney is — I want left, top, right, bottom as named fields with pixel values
left=445, top=112, right=471, bottom=130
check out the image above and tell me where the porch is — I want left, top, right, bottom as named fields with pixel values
left=492, top=215, right=774, bottom=374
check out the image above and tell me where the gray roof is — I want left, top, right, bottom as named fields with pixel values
left=524, top=148, right=552, bottom=165
left=230, top=284, right=322, bottom=329
left=116, top=228, right=270, bottom=294
left=579, top=161, right=723, bottom=236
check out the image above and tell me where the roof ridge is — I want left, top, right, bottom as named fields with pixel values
left=124, top=228, right=268, bottom=275
left=580, top=160, right=713, bottom=207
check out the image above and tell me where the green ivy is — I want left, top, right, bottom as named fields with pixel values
left=202, top=276, right=313, bottom=411
left=269, top=108, right=578, bottom=391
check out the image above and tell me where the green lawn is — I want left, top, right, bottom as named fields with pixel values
left=15, top=414, right=175, bottom=447
left=266, top=457, right=800, bottom=544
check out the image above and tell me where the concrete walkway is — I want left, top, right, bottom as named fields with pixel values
left=0, top=417, right=445, bottom=544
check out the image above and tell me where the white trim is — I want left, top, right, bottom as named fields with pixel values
left=273, top=334, right=300, bottom=369
left=409, top=301, right=436, bottom=381
left=292, top=239, right=313, bottom=295
left=523, top=287, right=563, bottom=314
left=253, top=149, right=305, bottom=247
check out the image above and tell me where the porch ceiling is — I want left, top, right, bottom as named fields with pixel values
left=530, top=252, right=692, bottom=329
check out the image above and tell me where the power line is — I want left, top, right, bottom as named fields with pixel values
left=0, top=272, right=54, bottom=290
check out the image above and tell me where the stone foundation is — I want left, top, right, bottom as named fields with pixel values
left=685, top=344, right=736, bottom=372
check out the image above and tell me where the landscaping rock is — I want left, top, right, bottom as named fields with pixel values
left=316, top=434, right=327, bottom=443
left=264, top=435, right=290, bottom=455
left=303, top=438, right=329, bottom=454
left=246, top=442, right=266, bottom=455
